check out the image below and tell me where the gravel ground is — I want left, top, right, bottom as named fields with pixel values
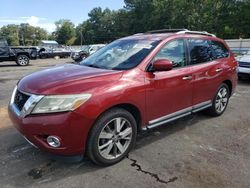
left=0, top=58, right=250, bottom=188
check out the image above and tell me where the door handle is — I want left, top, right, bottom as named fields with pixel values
left=216, top=68, right=223, bottom=73
left=182, top=75, right=192, bottom=80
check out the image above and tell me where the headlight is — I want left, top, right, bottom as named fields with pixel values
left=31, top=94, right=91, bottom=114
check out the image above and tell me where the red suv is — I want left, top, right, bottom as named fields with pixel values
left=9, top=29, right=238, bottom=165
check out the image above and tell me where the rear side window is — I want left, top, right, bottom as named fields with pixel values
left=209, top=40, right=229, bottom=59
left=188, top=39, right=213, bottom=65
left=188, top=39, right=230, bottom=65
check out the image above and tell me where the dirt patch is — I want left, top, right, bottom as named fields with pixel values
left=28, top=160, right=56, bottom=179
left=0, top=78, right=18, bottom=83
left=0, top=107, right=11, bottom=129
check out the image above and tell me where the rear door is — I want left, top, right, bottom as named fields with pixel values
left=187, top=39, right=230, bottom=109
left=145, top=39, right=193, bottom=127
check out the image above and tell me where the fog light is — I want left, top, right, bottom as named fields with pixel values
left=47, top=136, right=61, bottom=148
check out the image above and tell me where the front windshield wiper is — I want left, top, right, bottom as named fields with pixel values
left=85, top=64, right=103, bottom=69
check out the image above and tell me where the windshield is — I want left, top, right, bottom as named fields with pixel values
left=80, top=39, right=160, bottom=70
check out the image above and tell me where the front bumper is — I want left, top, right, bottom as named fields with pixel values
left=8, top=104, right=94, bottom=156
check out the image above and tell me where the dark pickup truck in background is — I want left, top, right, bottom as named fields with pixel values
left=38, top=47, right=71, bottom=59
left=0, top=40, right=37, bottom=66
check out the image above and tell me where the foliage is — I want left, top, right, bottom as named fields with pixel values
left=123, top=0, right=250, bottom=39
left=0, top=24, right=48, bottom=46
left=0, top=24, right=20, bottom=46
left=76, top=8, right=119, bottom=44
left=76, top=0, right=250, bottom=44
left=1, top=0, right=250, bottom=45
left=54, top=19, right=76, bottom=45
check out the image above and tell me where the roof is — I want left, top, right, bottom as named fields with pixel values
left=121, top=29, right=217, bottom=41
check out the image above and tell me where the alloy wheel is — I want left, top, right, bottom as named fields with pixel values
left=215, top=87, right=228, bottom=113
left=98, top=117, right=132, bottom=160
left=18, top=55, right=29, bottom=66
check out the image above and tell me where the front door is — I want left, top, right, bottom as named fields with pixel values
left=145, top=39, right=193, bottom=128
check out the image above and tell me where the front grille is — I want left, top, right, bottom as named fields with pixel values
left=238, top=61, right=250, bottom=68
left=14, top=90, right=30, bottom=111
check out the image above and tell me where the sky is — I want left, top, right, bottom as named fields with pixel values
left=0, top=0, right=125, bottom=32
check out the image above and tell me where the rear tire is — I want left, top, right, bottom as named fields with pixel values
left=16, top=54, right=30, bottom=66
left=206, top=83, right=230, bottom=116
left=87, top=108, right=137, bottom=166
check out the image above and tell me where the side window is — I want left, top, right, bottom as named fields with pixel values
left=0, top=40, right=7, bottom=47
left=210, top=40, right=229, bottom=59
left=154, top=39, right=186, bottom=68
left=188, top=39, right=213, bottom=65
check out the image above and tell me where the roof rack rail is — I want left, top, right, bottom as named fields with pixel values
left=133, top=33, right=144, bottom=36
left=145, top=29, right=188, bottom=34
left=143, top=29, right=216, bottom=37
left=177, top=30, right=216, bottom=37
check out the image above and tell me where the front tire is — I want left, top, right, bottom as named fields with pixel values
left=16, top=54, right=30, bottom=66
left=87, top=108, right=137, bottom=166
left=81, top=54, right=88, bottom=60
left=206, top=83, right=230, bottom=116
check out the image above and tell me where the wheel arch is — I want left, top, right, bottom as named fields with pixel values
left=16, top=52, right=30, bottom=58
left=111, top=103, right=142, bottom=131
left=38, top=48, right=46, bottom=53
left=87, top=103, right=142, bottom=141
left=222, top=80, right=232, bottom=96
left=80, top=52, right=88, bottom=56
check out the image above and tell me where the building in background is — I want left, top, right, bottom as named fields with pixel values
left=225, top=39, right=250, bottom=56
left=39, top=40, right=58, bottom=48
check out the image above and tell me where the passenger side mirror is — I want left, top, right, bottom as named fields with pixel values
left=152, top=59, right=173, bottom=71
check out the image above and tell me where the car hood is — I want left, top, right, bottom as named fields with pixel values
left=18, top=64, right=123, bottom=95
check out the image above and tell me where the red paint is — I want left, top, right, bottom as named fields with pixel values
left=153, top=59, right=173, bottom=71
left=9, top=33, right=238, bottom=156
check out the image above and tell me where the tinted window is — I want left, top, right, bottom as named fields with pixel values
left=154, top=39, right=186, bottom=68
left=188, top=39, right=213, bottom=65
left=0, top=40, right=7, bottom=47
left=210, top=40, right=229, bottom=59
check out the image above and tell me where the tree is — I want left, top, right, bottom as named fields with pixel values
left=0, top=24, right=48, bottom=46
left=113, top=9, right=131, bottom=37
left=0, top=24, right=20, bottom=46
left=75, top=7, right=129, bottom=45
left=1, top=0, right=250, bottom=46
left=234, top=0, right=250, bottom=38
left=54, top=19, right=76, bottom=45
left=123, top=0, right=250, bottom=39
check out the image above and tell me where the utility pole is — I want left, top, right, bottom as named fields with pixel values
left=80, top=31, right=83, bottom=46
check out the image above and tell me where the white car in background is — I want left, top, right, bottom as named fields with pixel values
left=89, top=44, right=106, bottom=55
left=71, top=44, right=106, bottom=62
left=236, top=51, right=250, bottom=79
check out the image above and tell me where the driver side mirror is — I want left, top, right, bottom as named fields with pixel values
left=152, top=59, right=173, bottom=71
